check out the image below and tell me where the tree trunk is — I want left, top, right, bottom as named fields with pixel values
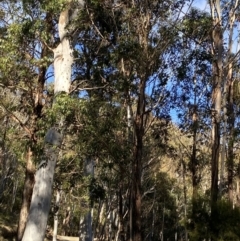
left=225, top=1, right=238, bottom=203
left=227, top=76, right=235, bottom=204
left=131, top=78, right=146, bottom=241
left=53, top=187, right=61, bottom=241
left=191, top=74, right=199, bottom=220
left=79, top=159, right=94, bottom=241
left=63, top=207, right=71, bottom=236
left=210, top=0, right=222, bottom=204
left=22, top=145, right=58, bottom=241
left=182, top=160, right=188, bottom=241
left=17, top=148, right=35, bottom=241
left=209, top=1, right=223, bottom=239
left=117, top=185, right=125, bottom=241
left=22, top=2, right=84, bottom=240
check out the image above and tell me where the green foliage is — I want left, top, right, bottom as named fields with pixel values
left=188, top=198, right=240, bottom=241
left=182, top=8, right=212, bottom=42
left=89, top=177, right=105, bottom=204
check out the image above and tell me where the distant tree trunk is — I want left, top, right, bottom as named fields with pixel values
left=117, top=184, right=125, bottom=241
left=79, top=159, right=94, bottom=241
left=191, top=73, right=199, bottom=220
left=210, top=0, right=222, bottom=204
left=17, top=148, right=35, bottom=241
left=79, top=211, right=93, bottom=241
left=227, top=75, right=235, bottom=204
left=225, top=1, right=238, bottom=203
left=22, top=2, right=84, bottom=240
left=63, top=207, right=71, bottom=236
left=53, top=187, right=61, bottom=241
left=209, top=0, right=223, bottom=239
left=236, top=168, right=240, bottom=207
left=182, top=159, right=188, bottom=241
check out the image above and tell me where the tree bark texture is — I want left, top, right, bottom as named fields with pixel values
left=227, top=75, right=235, bottom=203
left=210, top=0, right=223, bottom=206
left=225, top=0, right=238, bottom=203
left=209, top=1, right=223, bottom=239
left=53, top=188, right=61, bottom=241
left=17, top=148, right=35, bottom=241
left=22, top=147, right=57, bottom=241
left=131, top=78, right=146, bottom=241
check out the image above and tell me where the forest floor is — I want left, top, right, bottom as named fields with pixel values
left=0, top=213, right=78, bottom=241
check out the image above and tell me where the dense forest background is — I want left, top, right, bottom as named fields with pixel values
left=1, top=0, right=240, bottom=241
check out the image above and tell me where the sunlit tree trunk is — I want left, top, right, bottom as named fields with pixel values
left=22, top=2, right=84, bottom=241
left=53, top=187, right=61, bottom=241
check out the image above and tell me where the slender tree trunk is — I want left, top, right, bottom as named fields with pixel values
left=17, top=148, right=35, bottom=241
left=63, top=206, right=71, bottom=236
left=236, top=168, right=240, bottom=207
left=53, top=187, right=61, bottom=241
left=17, top=16, right=50, bottom=239
left=132, top=78, right=146, bottom=241
left=79, top=159, right=94, bottom=241
left=225, top=1, right=238, bottom=203
left=191, top=74, right=199, bottom=221
left=227, top=77, right=235, bottom=204
left=210, top=3, right=222, bottom=205
left=182, top=160, right=188, bottom=241
left=209, top=1, right=223, bottom=239
left=117, top=185, right=125, bottom=241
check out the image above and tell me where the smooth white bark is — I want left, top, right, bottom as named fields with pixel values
left=22, top=2, right=84, bottom=241
left=22, top=152, right=57, bottom=241
left=53, top=188, right=61, bottom=241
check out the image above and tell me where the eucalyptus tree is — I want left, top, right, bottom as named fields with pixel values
left=171, top=7, right=213, bottom=233
left=0, top=1, right=54, bottom=239
left=73, top=1, right=190, bottom=240
left=208, top=0, right=240, bottom=211
left=20, top=1, right=85, bottom=240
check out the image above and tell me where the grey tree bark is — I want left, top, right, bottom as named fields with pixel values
left=53, top=187, right=61, bottom=241
left=22, top=1, right=84, bottom=241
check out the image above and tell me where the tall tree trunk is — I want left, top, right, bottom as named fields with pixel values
left=225, top=1, right=238, bottom=203
left=210, top=0, right=222, bottom=204
left=182, top=160, right=188, bottom=241
left=22, top=2, right=84, bottom=241
left=132, top=78, right=146, bottom=241
left=209, top=1, right=223, bottom=239
left=191, top=103, right=199, bottom=228
left=17, top=148, right=35, bottom=241
left=227, top=75, right=235, bottom=204
left=191, top=73, right=199, bottom=221
left=17, top=18, right=50, bottom=239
